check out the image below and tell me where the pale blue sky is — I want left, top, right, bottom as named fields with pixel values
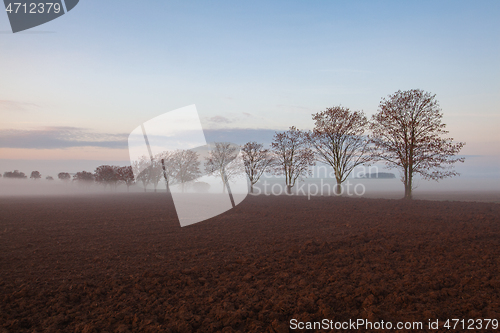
left=0, top=0, right=499, bottom=165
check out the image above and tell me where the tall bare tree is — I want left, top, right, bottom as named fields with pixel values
left=132, top=155, right=169, bottom=192
left=241, top=141, right=275, bottom=193
left=171, top=150, right=201, bottom=192
left=272, top=127, right=315, bottom=194
left=370, top=89, right=465, bottom=199
left=308, top=106, right=371, bottom=195
left=205, top=142, right=242, bottom=193
left=159, top=151, right=176, bottom=193
left=132, top=155, right=152, bottom=192
left=149, top=158, right=164, bottom=192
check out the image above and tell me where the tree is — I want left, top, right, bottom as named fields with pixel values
left=117, top=166, right=135, bottom=191
left=369, top=89, right=465, bottom=199
left=308, top=106, right=371, bottom=195
left=130, top=154, right=167, bottom=193
left=73, top=171, right=95, bottom=184
left=159, top=151, right=177, bottom=193
left=94, top=165, right=119, bottom=189
left=150, top=158, right=165, bottom=192
left=132, top=156, right=152, bottom=192
left=205, top=142, right=243, bottom=193
left=171, top=150, right=201, bottom=192
left=30, top=171, right=42, bottom=180
left=241, top=141, right=275, bottom=193
left=46, top=176, right=54, bottom=180
left=4, top=170, right=27, bottom=179
left=272, top=127, right=315, bottom=194
left=58, top=172, right=71, bottom=181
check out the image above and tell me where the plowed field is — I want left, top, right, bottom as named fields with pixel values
left=1, top=193, right=499, bottom=332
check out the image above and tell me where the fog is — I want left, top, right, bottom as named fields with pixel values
left=1, top=155, right=498, bottom=200
left=1, top=174, right=499, bottom=203
left=0, top=178, right=139, bottom=196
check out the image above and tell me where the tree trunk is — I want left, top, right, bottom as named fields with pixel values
left=286, top=185, right=292, bottom=195
left=250, top=184, right=254, bottom=193
left=404, top=175, right=413, bottom=199
left=221, top=174, right=226, bottom=194
left=335, top=178, right=342, bottom=196
left=404, top=183, right=411, bottom=199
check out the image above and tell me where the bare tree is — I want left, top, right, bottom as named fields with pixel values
left=308, top=106, right=371, bottom=195
left=205, top=142, right=243, bottom=193
left=149, top=158, right=164, bottom=192
left=171, top=150, right=201, bottom=192
left=136, top=153, right=176, bottom=193
left=272, top=127, right=315, bottom=194
left=241, top=141, right=275, bottom=193
left=370, top=89, right=465, bottom=199
left=132, top=155, right=152, bottom=192
left=157, top=151, right=177, bottom=193
left=30, top=171, right=42, bottom=180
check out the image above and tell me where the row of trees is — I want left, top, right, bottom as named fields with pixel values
left=63, top=166, right=135, bottom=190
left=133, top=89, right=464, bottom=200
left=131, top=143, right=242, bottom=193
left=240, top=89, right=465, bottom=199
left=2, top=89, right=464, bottom=199
left=2, top=170, right=59, bottom=180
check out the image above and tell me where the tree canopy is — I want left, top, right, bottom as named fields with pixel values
left=370, top=89, right=465, bottom=199
left=308, top=106, right=371, bottom=195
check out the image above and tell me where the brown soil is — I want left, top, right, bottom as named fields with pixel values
left=1, top=193, right=499, bottom=332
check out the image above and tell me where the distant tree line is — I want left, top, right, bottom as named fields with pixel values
left=2, top=170, right=28, bottom=179
left=1, top=166, right=136, bottom=191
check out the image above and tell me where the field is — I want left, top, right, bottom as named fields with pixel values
left=1, top=193, right=500, bottom=332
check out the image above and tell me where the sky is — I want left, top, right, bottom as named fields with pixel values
left=0, top=0, right=499, bottom=182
